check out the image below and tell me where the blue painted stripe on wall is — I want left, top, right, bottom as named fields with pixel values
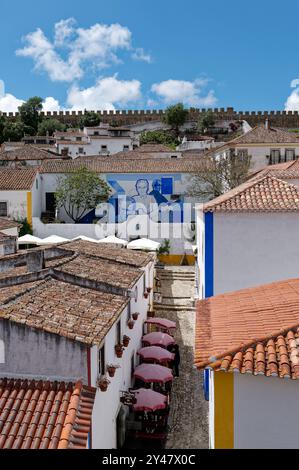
left=204, top=212, right=214, bottom=298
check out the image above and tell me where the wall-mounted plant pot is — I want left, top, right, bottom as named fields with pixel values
left=115, top=344, right=124, bottom=358
left=97, top=377, right=110, bottom=391
left=123, top=335, right=130, bottom=347
left=146, top=287, right=152, bottom=293
left=144, top=292, right=149, bottom=299
left=132, top=312, right=139, bottom=321
left=147, top=310, right=155, bottom=318
left=107, top=365, right=119, bottom=377
left=128, top=319, right=135, bottom=329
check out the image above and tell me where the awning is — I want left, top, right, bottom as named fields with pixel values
left=97, top=235, right=128, bottom=246
left=132, top=388, right=168, bottom=412
left=142, top=332, right=175, bottom=348
left=17, top=234, right=42, bottom=245
left=145, top=318, right=176, bottom=330
left=37, top=235, right=69, bottom=245
left=72, top=235, right=98, bottom=243
left=137, top=346, right=174, bottom=364
left=133, top=363, right=173, bottom=384
left=127, top=238, right=160, bottom=252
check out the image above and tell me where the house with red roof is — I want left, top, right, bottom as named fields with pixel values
left=195, top=277, right=299, bottom=448
left=195, top=174, right=299, bottom=298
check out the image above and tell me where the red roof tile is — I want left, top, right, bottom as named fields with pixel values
left=0, top=378, right=95, bottom=449
left=0, top=168, right=37, bottom=190
left=203, top=175, right=299, bottom=212
left=195, top=277, right=299, bottom=379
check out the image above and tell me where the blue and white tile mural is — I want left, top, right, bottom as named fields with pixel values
left=95, top=173, right=185, bottom=223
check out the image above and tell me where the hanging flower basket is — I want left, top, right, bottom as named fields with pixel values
left=132, top=312, right=139, bottom=321
left=97, top=376, right=110, bottom=392
left=147, top=310, right=155, bottom=318
left=115, top=343, right=125, bottom=358
left=146, top=287, right=152, bottom=293
left=128, top=318, right=135, bottom=329
left=144, top=291, right=149, bottom=299
left=107, top=364, right=120, bottom=378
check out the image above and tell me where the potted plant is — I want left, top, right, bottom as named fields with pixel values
left=146, top=287, right=152, bottom=293
left=115, top=343, right=125, bottom=358
left=147, top=310, right=155, bottom=318
left=123, top=335, right=130, bottom=347
left=144, top=291, right=149, bottom=299
left=132, top=312, right=139, bottom=321
left=97, top=376, right=110, bottom=392
left=107, top=364, right=120, bottom=378
left=127, top=318, right=135, bottom=329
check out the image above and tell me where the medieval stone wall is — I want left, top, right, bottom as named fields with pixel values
left=1, top=107, right=299, bottom=128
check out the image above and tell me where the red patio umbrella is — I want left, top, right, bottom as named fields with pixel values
left=145, top=318, right=176, bottom=330
left=137, top=346, right=174, bottom=364
left=142, top=332, right=175, bottom=348
left=133, top=363, right=173, bottom=384
left=132, top=388, right=168, bottom=412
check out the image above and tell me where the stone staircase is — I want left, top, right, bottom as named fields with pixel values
left=154, top=266, right=195, bottom=312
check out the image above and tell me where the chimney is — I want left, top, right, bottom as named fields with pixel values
left=26, top=251, right=45, bottom=273
left=265, top=118, right=269, bottom=130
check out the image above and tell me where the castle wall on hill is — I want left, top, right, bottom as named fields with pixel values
left=2, top=107, right=299, bottom=128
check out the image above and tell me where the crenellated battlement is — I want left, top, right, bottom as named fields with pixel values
left=1, top=107, right=299, bottom=128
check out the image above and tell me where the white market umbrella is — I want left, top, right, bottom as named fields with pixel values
left=37, top=235, right=69, bottom=245
left=18, top=234, right=42, bottom=245
left=72, top=235, right=98, bottom=243
left=127, top=238, right=160, bottom=252
left=97, top=235, right=128, bottom=246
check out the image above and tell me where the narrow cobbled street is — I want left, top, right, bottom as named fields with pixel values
left=154, top=266, right=208, bottom=449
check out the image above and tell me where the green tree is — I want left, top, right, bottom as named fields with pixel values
left=38, top=118, right=66, bottom=136
left=55, top=167, right=111, bottom=223
left=188, top=151, right=252, bottom=200
left=0, top=116, right=6, bottom=144
left=79, top=111, right=101, bottom=128
left=140, top=130, right=178, bottom=148
left=162, top=103, right=188, bottom=136
left=2, top=121, right=25, bottom=141
left=197, top=111, right=215, bottom=134
left=18, top=96, right=43, bottom=133
left=15, top=217, right=33, bottom=236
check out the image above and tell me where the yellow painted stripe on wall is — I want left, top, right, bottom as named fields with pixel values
left=26, top=192, right=32, bottom=226
left=214, top=371, right=234, bottom=449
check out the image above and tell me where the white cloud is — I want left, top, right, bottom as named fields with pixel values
left=16, top=19, right=138, bottom=82
left=131, top=48, right=152, bottom=63
left=54, top=18, right=76, bottom=46
left=0, top=93, right=24, bottom=113
left=285, top=87, right=299, bottom=111
left=66, top=76, right=141, bottom=110
left=42, top=96, right=61, bottom=111
left=151, top=78, right=217, bottom=107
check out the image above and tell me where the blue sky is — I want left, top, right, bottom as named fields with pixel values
left=1, top=0, right=299, bottom=112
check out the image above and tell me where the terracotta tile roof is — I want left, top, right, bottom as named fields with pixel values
left=0, top=168, right=37, bottom=190
left=54, top=253, right=143, bottom=289
left=195, top=277, right=299, bottom=379
left=0, top=146, right=57, bottom=161
left=0, top=277, right=128, bottom=345
left=217, top=330, right=299, bottom=379
left=40, top=157, right=207, bottom=174
left=59, top=240, right=154, bottom=267
left=138, top=144, right=174, bottom=152
left=0, top=218, right=21, bottom=230
left=0, top=281, right=43, bottom=304
left=203, top=175, right=299, bottom=212
left=230, top=126, right=299, bottom=144
left=257, top=159, right=299, bottom=180
left=0, top=378, right=95, bottom=449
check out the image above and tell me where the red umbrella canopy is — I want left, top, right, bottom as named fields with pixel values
left=145, top=318, right=176, bottom=330
left=138, top=346, right=174, bottom=363
left=132, top=388, right=168, bottom=412
left=133, top=363, right=173, bottom=384
left=142, top=332, right=175, bottom=348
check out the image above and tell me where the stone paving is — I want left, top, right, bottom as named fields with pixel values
left=155, top=266, right=209, bottom=449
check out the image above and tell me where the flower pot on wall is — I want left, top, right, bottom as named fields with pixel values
left=128, top=319, right=135, bottom=329
left=115, top=344, right=124, bottom=358
left=144, top=292, right=149, bottom=299
left=147, top=310, right=155, bottom=318
left=97, top=377, right=110, bottom=391
left=107, top=364, right=120, bottom=378
left=146, top=287, right=152, bottom=293
left=132, top=312, right=139, bottom=321
left=123, top=335, right=130, bottom=347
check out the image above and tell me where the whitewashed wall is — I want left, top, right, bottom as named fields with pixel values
left=89, top=271, right=151, bottom=449
left=0, top=190, right=27, bottom=220
left=234, top=374, right=299, bottom=449
left=57, top=137, right=133, bottom=158
left=214, top=212, right=299, bottom=294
